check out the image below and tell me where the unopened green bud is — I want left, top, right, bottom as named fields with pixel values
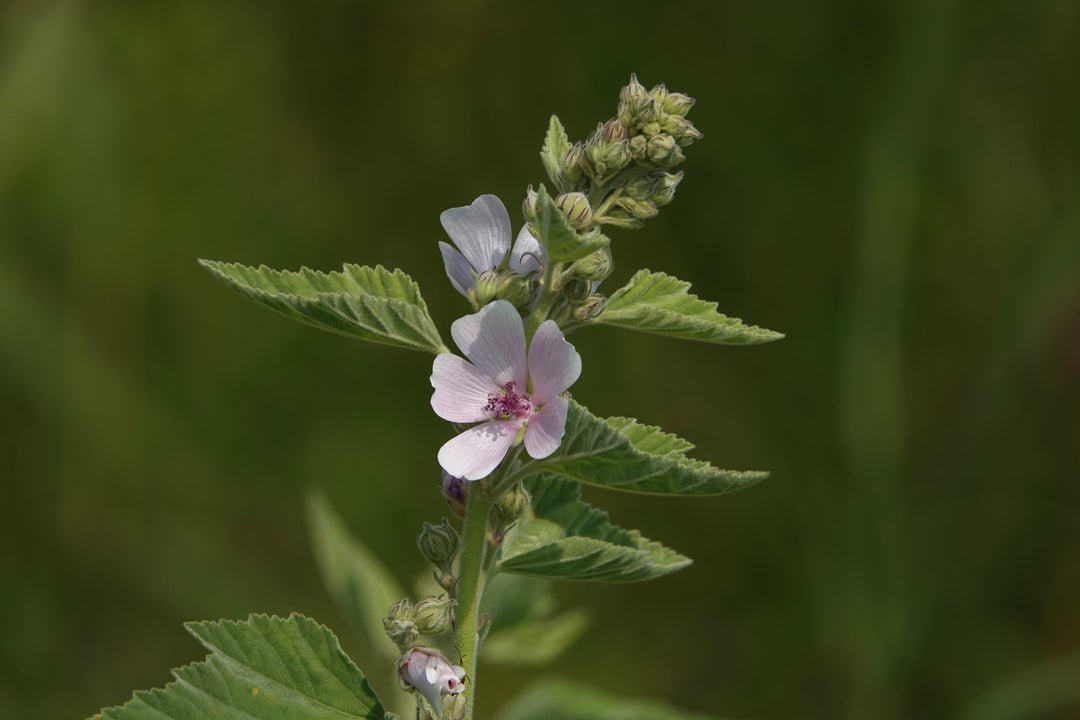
left=443, top=692, right=469, bottom=720
left=383, top=598, right=419, bottom=650
left=562, top=142, right=587, bottom=187
left=490, top=483, right=530, bottom=542
left=568, top=247, right=613, bottom=283
left=469, top=270, right=499, bottom=307
left=649, top=83, right=669, bottom=103
left=662, top=91, right=695, bottom=117
left=563, top=278, right=592, bottom=304
left=662, top=114, right=703, bottom=146
left=618, top=195, right=659, bottom=220
left=617, top=73, right=649, bottom=126
left=629, top=135, right=647, bottom=161
left=556, top=192, right=594, bottom=228
left=418, top=519, right=460, bottom=569
left=413, top=596, right=456, bottom=635
left=601, top=118, right=628, bottom=142
left=652, top=171, right=683, bottom=206
left=574, top=293, right=608, bottom=321
left=522, top=185, right=540, bottom=223
left=646, top=134, right=684, bottom=167
left=641, top=120, right=662, bottom=138
left=626, top=171, right=683, bottom=206
left=496, top=273, right=535, bottom=308
left=603, top=139, right=631, bottom=174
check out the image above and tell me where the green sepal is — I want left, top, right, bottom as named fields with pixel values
left=601, top=269, right=783, bottom=344
left=528, top=400, right=767, bottom=495
left=533, top=186, right=609, bottom=264
left=199, top=260, right=447, bottom=353
left=91, top=613, right=391, bottom=720
left=540, top=115, right=571, bottom=192
left=496, top=475, right=691, bottom=582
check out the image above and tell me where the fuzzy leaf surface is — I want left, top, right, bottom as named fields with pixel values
left=93, top=613, right=390, bottom=720
left=495, top=679, right=725, bottom=720
left=497, top=475, right=691, bottom=582
left=534, top=186, right=609, bottom=263
left=528, top=400, right=767, bottom=495
left=601, top=269, right=783, bottom=345
left=306, top=488, right=405, bottom=658
left=540, top=115, right=571, bottom=191
left=200, top=260, right=446, bottom=353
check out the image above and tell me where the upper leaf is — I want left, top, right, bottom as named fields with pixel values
left=495, top=679, right=725, bottom=720
left=200, top=260, right=447, bottom=354
left=533, top=186, right=609, bottom=264
left=93, top=613, right=390, bottom=720
left=497, top=475, right=691, bottom=582
left=601, top=269, right=783, bottom=345
left=540, top=115, right=571, bottom=192
left=306, top=488, right=405, bottom=659
left=527, top=400, right=767, bottom=495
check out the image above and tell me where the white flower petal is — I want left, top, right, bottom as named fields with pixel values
left=510, top=224, right=543, bottom=275
left=527, top=320, right=581, bottom=405
left=430, top=353, right=497, bottom=422
left=439, top=194, right=512, bottom=274
left=438, top=420, right=520, bottom=481
left=450, top=300, right=528, bottom=388
left=438, top=241, right=474, bottom=296
left=524, top=396, right=569, bottom=459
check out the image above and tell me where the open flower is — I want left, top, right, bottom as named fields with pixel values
left=439, top=194, right=542, bottom=296
left=431, top=300, right=581, bottom=480
left=398, top=646, right=466, bottom=717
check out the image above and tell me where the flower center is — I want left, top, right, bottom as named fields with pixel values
left=484, top=381, right=532, bottom=420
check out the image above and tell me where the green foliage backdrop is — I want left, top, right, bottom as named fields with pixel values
left=1, top=1, right=1078, bottom=718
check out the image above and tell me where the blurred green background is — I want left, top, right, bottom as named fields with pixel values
left=2, top=1, right=1078, bottom=718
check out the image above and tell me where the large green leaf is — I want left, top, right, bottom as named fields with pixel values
left=533, top=186, right=609, bottom=264
left=495, top=679, right=725, bottom=720
left=93, top=613, right=391, bottom=720
left=527, top=400, right=767, bottom=495
left=540, top=115, right=571, bottom=191
left=200, top=260, right=447, bottom=353
left=306, top=488, right=405, bottom=659
left=497, top=476, right=691, bottom=582
left=600, top=269, right=783, bottom=345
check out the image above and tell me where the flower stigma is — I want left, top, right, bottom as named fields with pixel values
left=484, top=381, right=532, bottom=420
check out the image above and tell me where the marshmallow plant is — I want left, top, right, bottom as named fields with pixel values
left=91, top=76, right=782, bottom=720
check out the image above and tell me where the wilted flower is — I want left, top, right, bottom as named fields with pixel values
left=430, top=300, right=581, bottom=480
left=439, top=195, right=542, bottom=296
left=398, top=646, right=466, bottom=717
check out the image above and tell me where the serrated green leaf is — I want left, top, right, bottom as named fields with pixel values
left=306, top=488, right=405, bottom=659
left=498, top=475, right=691, bottom=581
left=93, top=613, right=390, bottom=720
left=534, top=186, right=609, bottom=263
left=540, top=115, right=571, bottom=191
left=495, top=679, right=727, bottom=720
left=528, top=400, right=767, bottom=495
left=199, top=260, right=447, bottom=353
left=601, top=269, right=783, bottom=345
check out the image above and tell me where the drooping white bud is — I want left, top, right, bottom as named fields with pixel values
left=398, top=647, right=466, bottom=718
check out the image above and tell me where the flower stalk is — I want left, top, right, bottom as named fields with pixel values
left=452, top=481, right=494, bottom=720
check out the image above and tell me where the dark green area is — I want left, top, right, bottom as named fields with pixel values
left=1, top=1, right=1077, bottom=718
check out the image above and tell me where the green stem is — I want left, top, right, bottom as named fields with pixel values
left=454, top=485, right=494, bottom=719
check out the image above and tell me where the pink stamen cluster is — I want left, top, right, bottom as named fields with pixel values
left=484, top=381, right=532, bottom=420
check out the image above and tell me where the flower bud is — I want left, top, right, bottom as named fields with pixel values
left=555, top=192, right=593, bottom=228
left=662, top=91, right=695, bottom=117
left=602, top=139, right=631, bottom=175
left=618, top=195, right=659, bottom=220
left=522, top=185, right=540, bottom=223
left=649, top=83, right=669, bottom=103
left=568, top=247, right=613, bottom=283
left=418, top=518, right=460, bottom=569
left=651, top=171, right=683, bottom=206
left=646, top=134, right=684, bottom=167
left=398, top=647, right=466, bottom=718
left=629, top=135, right=647, bottom=161
left=662, top=114, right=703, bottom=146
left=561, top=142, right=587, bottom=187
left=563, top=278, right=592, bottom=304
left=470, top=270, right=499, bottom=307
left=490, top=483, right=530, bottom=543
left=441, top=472, right=467, bottom=518
left=495, top=273, right=536, bottom=309
left=601, top=118, right=628, bottom=142
left=625, top=171, right=683, bottom=206
left=617, top=73, right=649, bottom=127
left=413, top=596, right=456, bottom=635
left=574, top=293, right=608, bottom=321
left=383, top=598, right=419, bottom=650
left=443, top=692, right=468, bottom=720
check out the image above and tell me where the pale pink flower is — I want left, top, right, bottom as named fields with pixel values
left=398, top=646, right=466, bottom=717
left=439, top=194, right=542, bottom=296
left=430, top=300, right=581, bottom=481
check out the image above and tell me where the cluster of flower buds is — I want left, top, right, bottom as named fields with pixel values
left=470, top=268, right=536, bottom=311
left=384, top=594, right=457, bottom=651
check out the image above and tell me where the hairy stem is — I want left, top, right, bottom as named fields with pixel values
left=454, top=485, right=493, bottom=719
